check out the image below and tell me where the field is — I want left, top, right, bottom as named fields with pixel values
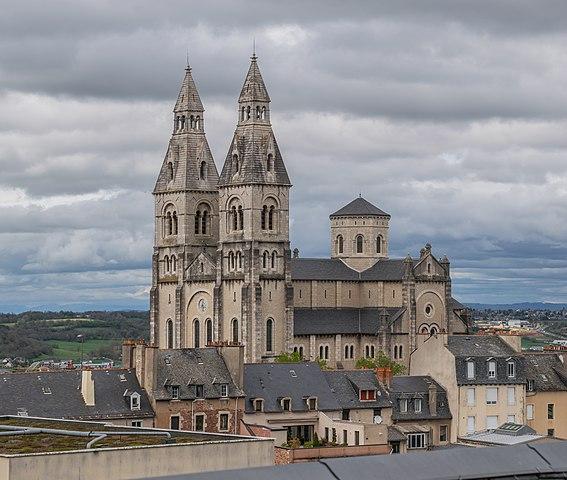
left=35, top=339, right=117, bottom=362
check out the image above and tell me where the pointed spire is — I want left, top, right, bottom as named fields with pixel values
left=174, top=65, right=204, bottom=113
left=238, top=54, right=270, bottom=104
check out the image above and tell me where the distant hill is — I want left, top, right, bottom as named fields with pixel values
left=468, top=302, right=567, bottom=311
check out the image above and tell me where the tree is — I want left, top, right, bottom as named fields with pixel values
left=355, top=351, right=406, bottom=375
left=275, top=351, right=303, bottom=363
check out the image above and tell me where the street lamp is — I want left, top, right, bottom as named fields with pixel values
left=77, top=334, right=84, bottom=369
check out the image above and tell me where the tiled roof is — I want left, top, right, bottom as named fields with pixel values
left=524, top=353, right=567, bottom=392
left=447, top=335, right=517, bottom=357
left=293, top=307, right=405, bottom=336
left=290, top=258, right=405, bottom=281
left=330, top=197, right=390, bottom=217
left=0, top=369, right=154, bottom=420
left=324, top=370, right=392, bottom=409
left=390, top=376, right=452, bottom=421
left=153, top=348, right=244, bottom=401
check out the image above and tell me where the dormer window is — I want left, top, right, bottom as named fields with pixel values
left=360, top=389, right=376, bottom=401
left=307, top=397, right=318, bottom=411
left=414, top=398, right=422, bottom=413
left=171, top=385, right=179, bottom=400
left=254, top=398, right=264, bottom=412
left=281, top=397, right=292, bottom=411
left=130, top=392, right=141, bottom=411
left=507, top=361, right=516, bottom=378
left=399, top=398, right=408, bottom=413
left=467, top=361, right=475, bottom=379
left=195, top=384, right=204, bottom=399
left=527, top=379, right=534, bottom=392
left=220, top=384, right=228, bottom=397
left=488, top=360, right=497, bottom=379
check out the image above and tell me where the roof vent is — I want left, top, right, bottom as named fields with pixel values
left=290, top=370, right=297, bottom=378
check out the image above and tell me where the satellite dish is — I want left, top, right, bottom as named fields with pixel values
left=374, top=415, right=383, bottom=424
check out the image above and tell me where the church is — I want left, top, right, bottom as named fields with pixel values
left=149, top=54, right=468, bottom=366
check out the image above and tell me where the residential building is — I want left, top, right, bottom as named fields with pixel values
left=0, top=369, right=154, bottom=427
left=123, top=341, right=245, bottom=433
left=524, top=353, right=567, bottom=439
left=410, top=334, right=526, bottom=441
left=458, top=423, right=546, bottom=447
left=149, top=56, right=468, bottom=365
left=389, top=375, right=452, bottom=451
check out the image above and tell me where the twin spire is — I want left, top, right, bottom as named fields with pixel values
left=238, top=54, right=271, bottom=104
left=174, top=66, right=204, bottom=113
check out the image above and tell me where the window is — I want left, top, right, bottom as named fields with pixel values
left=376, top=236, right=382, bottom=253
left=337, top=235, right=344, bottom=254
left=486, top=387, right=498, bottom=405
left=527, top=404, right=534, bottom=420
left=360, top=389, right=376, bottom=401
left=194, top=414, right=205, bottom=431
left=354, top=431, right=360, bottom=446
left=268, top=206, right=275, bottom=230
left=467, top=387, right=476, bottom=406
left=170, top=415, right=180, bottom=430
left=281, top=398, right=291, bottom=411
left=220, top=384, right=228, bottom=397
left=488, top=360, right=496, bottom=378
left=233, top=154, right=239, bottom=172
left=195, top=384, right=204, bottom=399
left=130, top=393, right=140, bottom=410
left=171, top=386, right=180, bottom=400
left=414, top=398, right=422, bottom=413
left=486, top=415, right=498, bottom=430
left=166, top=319, right=174, bottom=349
left=425, top=304, right=433, bottom=317
left=507, top=415, right=516, bottom=424
left=408, top=433, right=427, bottom=449
left=507, top=361, right=516, bottom=378
left=238, top=206, right=243, bottom=230
left=356, top=235, right=364, bottom=253
left=206, top=319, right=213, bottom=345
left=167, top=162, right=174, bottom=181
left=262, top=251, right=268, bottom=269
left=267, top=153, right=273, bottom=171
left=467, top=416, right=476, bottom=433
left=548, top=403, right=555, bottom=420
left=307, top=397, right=317, bottom=410
left=254, top=399, right=264, bottom=412
left=199, top=161, right=207, bottom=180
left=439, top=425, right=448, bottom=443
left=548, top=429, right=555, bottom=437
left=266, top=318, right=274, bottom=352
left=467, top=361, right=475, bottom=379
left=342, top=409, right=350, bottom=421
left=399, top=398, right=408, bottom=413
left=131, top=420, right=142, bottom=428
left=193, top=319, right=200, bottom=348
left=219, top=413, right=229, bottom=431
left=507, top=387, right=516, bottom=406
left=271, top=251, right=277, bottom=269
left=231, top=318, right=239, bottom=343
left=527, top=379, right=534, bottom=392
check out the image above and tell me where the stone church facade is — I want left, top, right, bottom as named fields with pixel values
left=150, top=56, right=468, bottom=366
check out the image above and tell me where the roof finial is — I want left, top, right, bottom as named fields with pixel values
left=185, top=47, right=191, bottom=71
left=252, top=37, right=257, bottom=60
left=359, top=192, right=362, bottom=198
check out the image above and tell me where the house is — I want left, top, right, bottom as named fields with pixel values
left=242, top=362, right=392, bottom=450
left=123, top=341, right=245, bottom=433
left=524, top=353, right=567, bottom=438
left=0, top=369, right=154, bottom=426
left=410, top=334, right=526, bottom=441
left=389, top=375, right=452, bottom=451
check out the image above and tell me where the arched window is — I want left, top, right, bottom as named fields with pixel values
left=256, top=106, right=260, bottom=119
left=233, top=154, right=239, bottom=172
left=246, top=106, right=251, bottom=120
left=180, top=115, right=186, bottom=130
left=236, top=251, right=242, bottom=270
left=166, top=212, right=173, bottom=236
left=261, top=205, right=268, bottom=230
left=166, top=319, right=174, bottom=348
left=167, top=162, right=174, bottom=181
left=430, top=325, right=439, bottom=335
left=175, top=116, right=180, bottom=131
left=190, top=115, right=194, bottom=129
left=266, top=318, right=274, bottom=352
left=427, top=263, right=431, bottom=274
left=319, top=345, right=324, bottom=359
left=344, top=345, right=349, bottom=359
left=325, top=345, right=329, bottom=360
left=231, top=205, right=238, bottom=231
left=201, top=210, right=208, bottom=235
left=171, top=255, right=176, bottom=272
left=164, top=255, right=170, bottom=273
left=199, top=161, right=207, bottom=180
left=349, top=345, right=354, bottom=358
left=356, top=235, right=364, bottom=254
left=420, top=325, right=429, bottom=334
left=261, top=106, right=266, bottom=119
left=337, top=235, right=344, bottom=254
left=267, top=153, right=273, bottom=172
left=206, top=319, right=213, bottom=345
left=193, top=319, right=200, bottom=348
left=271, top=251, right=277, bottom=269
left=195, top=116, right=200, bottom=129
left=231, top=318, right=239, bottom=343
left=241, top=107, right=245, bottom=121
left=393, top=345, right=398, bottom=359
left=263, top=251, right=268, bottom=269
left=172, top=212, right=178, bottom=235
left=376, top=236, right=382, bottom=254
left=228, top=251, right=235, bottom=271
left=399, top=345, right=403, bottom=358
left=237, top=206, right=244, bottom=230
left=268, top=206, right=275, bottom=230
left=195, top=211, right=201, bottom=234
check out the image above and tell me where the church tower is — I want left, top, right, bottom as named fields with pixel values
left=216, top=54, right=293, bottom=363
left=150, top=65, right=219, bottom=349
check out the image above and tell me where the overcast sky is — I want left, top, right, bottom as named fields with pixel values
left=1, top=1, right=566, bottom=312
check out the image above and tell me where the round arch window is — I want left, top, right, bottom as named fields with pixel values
left=425, top=304, right=434, bottom=317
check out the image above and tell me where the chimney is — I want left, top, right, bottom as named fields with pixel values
left=122, top=340, right=136, bottom=369
left=218, top=344, right=245, bottom=389
left=428, top=382, right=437, bottom=416
left=81, top=370, right=95, bottom=406
left=375, top=367, right=393, bottom=388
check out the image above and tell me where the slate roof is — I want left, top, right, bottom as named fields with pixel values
left=330, top=197, right=390, bottom=218
left=174, top=67, right=204, bottom=113
left=324, top=370, right=392, bottom=409
left=238, top=55, right=270, bottom=103
left=143, top=442, right=567, bottom=480
left=153, top=348, right=244, bottom=401
left=524, top=353, right=567, bottom=392
left=290, top=258, right=405, bottom=281
left=0, top=369, right=153, bottom=421
left=293, top=307, right=405, bottom=336
left=390, top=376, right=452, bottom=421
left=447, top=336, right=526, bottom=386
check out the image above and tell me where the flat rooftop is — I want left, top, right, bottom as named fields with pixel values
left=0, top=416, right=250, bottom=456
